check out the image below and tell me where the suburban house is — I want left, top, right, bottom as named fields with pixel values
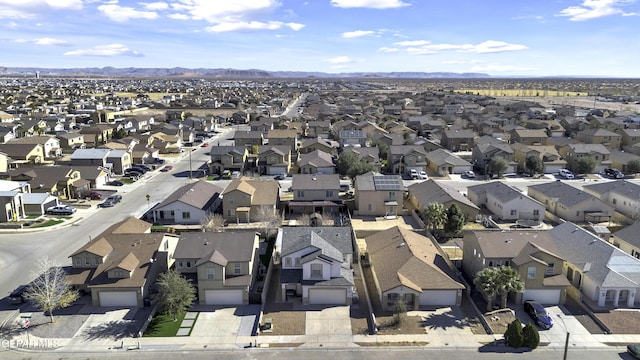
left=342, top=147, right=382, bottom=172
left=289, top=174, right=341, bottom=215
left=559, top=143, right=612, bottom=173
left=425, top=148, right=473, bottom=176
left=299, top=137, right=339, bottom=156
left=152, top=180, right=223, bottom=225
left=462, top=229, right=569, bottom=305
left=509, top=128, right=548, bottom=145
left=354, top=172, right=404, bottom=217
left=8, top=166, right=83, bottom=199
left=527, top=181, right=615, bottom=223
left=467, top=181, right=545, bottom=222
left=549, top=222, right=640, bottom=308
left=575, top=128, right=622, bottom=150
left=69, top=148, right=111, bottom=169
left=297, top=150, right=335, bottom=175
left=387, top=145, right=428, bottom=176
left=620, top=128, right=640, bottom=149
left=221, top=177, right=280, bottom=223
left=257, top=145, right=291, bottom=175
left=338, top=129, right=367, bottom=148
left=611, top=222, right=640, bottom=259
left=9, top=136, right=61, bottom=158
left=105, top=149, right=132, bottom=175
left=365, top=226, right=465, bottom=310
left=440, top=129, right=476, bottom=151
left=209, top=146, right=248, bottom=175
left=583, top=180, right=640, bottom=219
left=267, top=129, right=299, bottom=152
left=276, top=227, right=355, bottom=305
left=511, top=144, right=567, bottom=174
left=0, top=187, right=25, bottom=222
left=173, top=231, right=260, bottom=305
left=408, top=179, right=479, bottom=221
left=234, top=131, right=264, bottom=147
left=305, top=120, right=332, bottom=138
left=471, top=143, right=518, bottom=175
left=66, top=217, right=179, bottom=307
left=0, top=143, right=47, bottom=168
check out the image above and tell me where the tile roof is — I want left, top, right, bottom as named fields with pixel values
left=155, top=180, right=223, bottom=210
left=408, top=179, right=478, bottom=210
left=174, top=231, right=258, bottom=262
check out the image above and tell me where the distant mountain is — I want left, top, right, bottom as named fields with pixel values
left=0, top=66, right=490, bottom=79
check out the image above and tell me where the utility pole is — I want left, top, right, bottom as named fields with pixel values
left=189, top=148, right=192, bottom=179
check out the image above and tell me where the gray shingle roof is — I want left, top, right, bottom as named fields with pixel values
left=528, top=181, right=602, bottom=208
left=408, top=179, right=478, bottom=210
left=279, top=227, right=353, bottom=257
left=583, top=180, right=640, bottom=200
left=468, top=181, right=529, bottom=203
left=173, top=231, right=257, bottom=262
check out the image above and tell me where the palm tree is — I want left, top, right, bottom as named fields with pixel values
left=497, top=266, right=525, bottom=308
left=422, top=202, right=447, bottom=231
left=473, top=267, right=501, bottom=312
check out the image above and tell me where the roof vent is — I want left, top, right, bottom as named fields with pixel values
left=312, top=177, right=317, bottom=181
left=398, top=242, right=406, bottom=247
left=204, top=241, right=209, bottom=245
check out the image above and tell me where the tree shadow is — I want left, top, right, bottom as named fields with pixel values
left=81, top=320, right=138, bottom=340
left=478, top=340, right=532, bottom=353
left=422, top=309, right=471, bottom=331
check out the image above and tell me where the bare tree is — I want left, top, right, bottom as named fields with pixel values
left=296, top=214, right=311, bottom=226
left=24, top=257, right=78, bottom=323
left=200, top=212, right=225, bottom=232
left=256, top=206, right=282, bottom=239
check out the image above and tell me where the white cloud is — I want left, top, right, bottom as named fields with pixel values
left=0, top=0, right=82, bottom=19
left=330, top=56, right=352, bottom=64
left=556, top=0, right=630, bottom=21
left=64, top=43, right=143, bottom=57
left=378, top=47, right=399, bottom=53
left=143, top=2, right=169, bottom=11
left=5, top=21, right=18, bottom=29
left=168, top=13, right=189, bottom=20
left=331, top=0, right=410, bottom=9
left=342, top=30, right=375, bottom=38
left=206, top=21, right=304, bottom=32
left=392, top=39, right=527, bottom=54
left=34, top=38, right=68, bottom=46
left=169, top=0, right=281, bottom=23
left=98, top=3, right=158, bottom=22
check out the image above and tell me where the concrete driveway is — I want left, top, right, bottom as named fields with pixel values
left=189, top=305, right=259, bottom=338
left=304, top=306, right=353, bottom=346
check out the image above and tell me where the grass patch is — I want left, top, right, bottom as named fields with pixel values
left=32, top=219, right=64, bottom=228
left=151, top=225, right=171, bottom=232
left=143, top=311, right=187, bottom=337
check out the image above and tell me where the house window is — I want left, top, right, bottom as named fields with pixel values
left=389, top=191, right=396, bottom=198
left=94, top=257, right=100, bottom=265
left=186, top=261, right=191, bottom=268
left=510, top=210, right=517, bottom=216
left=74, top=258, right=81, bottom=266
left=326, top=191, right=333, bottom=198
left=612, top=198, right=617, bottom=205
left=545, top=263, right=554, bottom=276
left=285, top=257, right=292, bottom=267
left=297, top=191, right=304, bottom=198
left=170, top=211, right=174, bottom=216
left=234, top=263, right=242, bottom=275
left=295, top=257, right=301, bottom=267
left=387, top=293, right=399, bottom=306
left=311, top=264, right=322, bottom=278
left=527, top=266, right=537, bottom=279
left=228, top=196, right=234, bottom=204
left=576, top=211, right=580, bottom=217
left=178, top=261, right=183, bottom=268
left=206, top=267, right=214, bottom=280
left=533, top=209, right=540, bottom=216
left=182, top=212, right=191, bottom=219
left=85, top=258, right=91, bottom=266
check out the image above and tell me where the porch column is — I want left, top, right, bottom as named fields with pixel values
left=628, top=290, right=636, bottom=307
left=598, top=290, right=607, bottom=307
left=613, top=289, right=620, bottom=307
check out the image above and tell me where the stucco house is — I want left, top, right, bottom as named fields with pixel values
left=297, top=150, right=335, bottom=175
left=527, top=181, right=615, bottom=223
left=289, top=174, right=341, bottom=215
left=152, top=180, right=223, bottom=225
left=583, top=180, right=640, bottom=219
left=467, top=181, right=545, bottom=221
left=221, top=177, right=280, bottom=223
left=354, top=172, right=404, bottom=217
left=426, top=148, right=473, bottom=176
left=257, top=145, right=291, bottom=175
left=276, top=227, right=355, bottom=305
left=209, top=146, right=248, bottom=175
left=66, top=218, right=178, bottom=307
left=365, top=226, right=465, bottom=310
left=173, top=231, right=260, bottom=305
left=611, top=222, right=640, bottom=259
left=408, top=179, right=479, bottom=221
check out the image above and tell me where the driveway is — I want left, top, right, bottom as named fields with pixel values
left=304, top=305, right=353, bottom=346
left=189, top=305, right=260, bottom=337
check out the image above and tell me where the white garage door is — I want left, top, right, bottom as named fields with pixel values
left=308, top=288, right=346, bottom=305
left=99, top=291, right=138, bottom=307
left=205, top=290, right=243, bottom=305
left=523, top=289, right=561, bottom=305
left=419, top=290, right=458, bottom=306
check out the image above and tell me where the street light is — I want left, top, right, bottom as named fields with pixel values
left=556, top=313, right=570, bottom=360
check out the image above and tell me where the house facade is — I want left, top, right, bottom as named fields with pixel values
left=152, top=180, right=223, bottom=225
left=354, top=172, right=404, bottom=217
left=467, top=181, right=545, bottom=221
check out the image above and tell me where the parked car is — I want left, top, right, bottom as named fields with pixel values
left=274, top=174, right=286, bottom=180
left=88, top=192, right=102, bottom=200
left=106, top=180, right=124, bottom=186
left=8, top=285, right=28, bottom=304
left=201, top=143, right=209, bottom=147
left=160, top=165, right=173, bottom=172
left=124, top=169, right=143, bottom=178
left=464, top=170, right=476, bottom=179
left=604, top=167, right=624, bottom=179
left=419, top=170, right=428, bottom=180
left=627, top=344, right=640, bottom=359
left=134, top=164, right=152, bottom=171
left=523, top=300, right=553, bottom=329
left=46, top=205, right=76, bottom=215
left=130, top=166, right=148, bottom=174
left=409, top=169, right=419, bottom=179
left=106, top=194, right=122, bottom=203
left=558, top=169, right=575, bottom=179
left=222, top=170, right=231, bottom=179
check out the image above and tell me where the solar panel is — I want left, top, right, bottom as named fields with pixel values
left=373, top=176, right=403, bottom=190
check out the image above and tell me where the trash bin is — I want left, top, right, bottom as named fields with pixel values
left=143, top=298, right=151, bottom=306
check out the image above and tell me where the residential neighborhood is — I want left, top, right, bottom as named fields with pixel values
left=2, top=77, right=640, bottom=356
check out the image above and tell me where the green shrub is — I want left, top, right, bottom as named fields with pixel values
left=522, top=322, right=540, bottom=349
left=504, top=318, right=524, bottom=348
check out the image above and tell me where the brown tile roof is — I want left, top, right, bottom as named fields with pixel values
left=222, top=178, right=279, bottom=206
left=155, top=180, right=223, bottom=210
left=365, top=226, right=464, bottom=293
left=107, top=217, right=152, bottom=235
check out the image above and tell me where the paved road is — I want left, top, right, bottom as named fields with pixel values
left=0, top=128, right=235, bottom=301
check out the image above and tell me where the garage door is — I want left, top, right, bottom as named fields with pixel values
left=419, top=290, right=458, bottom=306
left=308, top=288, right=346, bottom=305
left=205, top=290, right=243, bottom=305
left=523, top=289, right=561, bottom=305
left=99, top=291, right=138, bottom=307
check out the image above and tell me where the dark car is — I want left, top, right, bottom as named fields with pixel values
left=274, top=174, right=286, bottom=180
left=134, top=164, right=152, bottom=171
left=98, top=200, right=114, bottom=208
left=124, top=169, right=143, bottom=178
left=107, top=180, right=124, bottom=186
left=8, top=285, right=28, bottom=304
left=523, top=300, right=553, bottom=329
left=88, top=192, right=102, bottom=200
left=605, top=168, right=624, bottom=179
left=106, top=194, right=122, bottom=203
left=628, top=344, right=640, bottom=359
left=130, top=166, right=148, bottom=174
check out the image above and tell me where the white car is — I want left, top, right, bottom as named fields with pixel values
left=419, top=171, right=428, bottom=180
left=409, top=169, right=419, bottom=179
left=559, top=169, right=575, bottom=179
left=46, top=205, right=76, bottom=215
left=464, top=170, right=476, bottom=179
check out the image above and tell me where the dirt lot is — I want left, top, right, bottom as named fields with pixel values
left=594, top=310, right=640, bottom=334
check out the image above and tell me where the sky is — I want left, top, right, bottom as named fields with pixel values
left=1, top=0, right=640, bottom=77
